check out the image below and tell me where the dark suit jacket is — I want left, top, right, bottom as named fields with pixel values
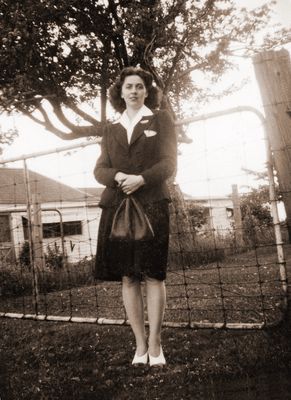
left=94, top=109, right=177, bottom=208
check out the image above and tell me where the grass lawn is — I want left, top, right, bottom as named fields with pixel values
left=1, top=317, right=291, bottom=400
left=1, top=245, right=290, bottom=327
left=1, top=244, right=291, bottom=399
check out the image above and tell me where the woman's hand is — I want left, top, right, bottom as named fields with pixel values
left=115, top=172, right=128, bottom=187
left=120, top=174, right=145, bottom=195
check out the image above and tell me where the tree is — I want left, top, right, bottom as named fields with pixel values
left=1, top=1, right=286, bottom=269
left=187, top=201, right=209, bottom=234
left=0, top=125, right=18, bottom=155
left=240, top=185, right=274, bottom=246
left=0, top=0, right=283, bottom=141
left=240, top=168, right=281, bottom=246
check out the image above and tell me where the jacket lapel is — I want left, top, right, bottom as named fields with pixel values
left=112, top=124, right=128, bottom=150
left=129, top=115, right=156, bottom=146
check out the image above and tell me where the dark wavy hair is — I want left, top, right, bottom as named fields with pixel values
left=109, top=67, right=161, bottom=113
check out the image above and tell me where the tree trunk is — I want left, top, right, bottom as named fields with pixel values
left=168, top=182, right=195, bottom=270
left=100, top=85, right=107, bottom=123
left=100, top=42, right=110, bottom=123
left=160, top=96, right=195, bottom=270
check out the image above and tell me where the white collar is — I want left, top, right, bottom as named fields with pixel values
left=114, top=105, right=153, bottom=128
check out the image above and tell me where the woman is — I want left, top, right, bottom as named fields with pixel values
left=94, top=66, right=177, bottom=367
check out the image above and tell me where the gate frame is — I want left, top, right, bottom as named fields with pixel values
left=0, top=106, right=288, bottom=329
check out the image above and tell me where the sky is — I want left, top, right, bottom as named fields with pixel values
left=1, top=0, right=291, bottom=199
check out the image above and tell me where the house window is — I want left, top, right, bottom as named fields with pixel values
left=22, top=217, right=29, bottom=240
left=226, top=207, right=234, bottom=218
left=22, top=217, right=82, bottom=239
left=43, top=221, right=82, bottom=238
left=0, top=215, right=11, bottom=242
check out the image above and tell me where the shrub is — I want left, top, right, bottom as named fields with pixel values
left=191, top=233, right=226, bottom=265
left=0, top=257, right=95, bottom=297
left=169, top=231, right=231, bottom=270
left=240, top=185, right=275, bottom=248
left=45, top=243, right=64, bottom=269
left=18, top=241, right=31, bottom=268
left=0, top=262, right=33, bottom=297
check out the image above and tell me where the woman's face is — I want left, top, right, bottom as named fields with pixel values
left=121, top=74, right=148, bottom=110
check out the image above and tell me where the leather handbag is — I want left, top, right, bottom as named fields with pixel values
left=109, top=195, right=155, bottom=241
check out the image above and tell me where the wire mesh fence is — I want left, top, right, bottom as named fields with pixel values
left=0, top=109, right=289, bottom=329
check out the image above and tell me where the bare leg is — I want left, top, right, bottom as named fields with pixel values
left=146, top=277, right=166, bottom=357
left=122, top=276, right=147, bottom=356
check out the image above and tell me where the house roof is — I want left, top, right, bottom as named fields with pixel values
left=183, top=192, right=231, bottom=201
left=0, top=167, right=94, bottom=205
left=77, top=187, right=104, bottom=206
left=77, top=187, right=104, bottom=198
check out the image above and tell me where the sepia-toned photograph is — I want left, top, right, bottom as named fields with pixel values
left=1, top=1, right=291, bottom=399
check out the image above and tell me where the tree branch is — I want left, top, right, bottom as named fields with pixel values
left=34, top=104, right=75, bottom=139
left=20, top=108, right=46, bottom=126
left=67, top=102, right=100, bottom=126
left=144, top=36, right=165, bottom=90
left=108, top=0, right=129, bottom=67
left=176, top=62, right=208, bottom=80
left=164, top=31, right=189, bottom=94
left=21, top=103, right=102, bottom=140
left=49, top=99, right=80, bottom=131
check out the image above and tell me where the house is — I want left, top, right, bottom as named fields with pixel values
left=183, top=193, right=234, bottom=236
left=77, top=187, right=104, bottom=205
left=0, top=167, right=103, bottom=264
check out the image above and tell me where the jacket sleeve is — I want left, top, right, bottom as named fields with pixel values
left=94, top=125, right=119, bottom=188
left=141, top=110, right=177, bottom=185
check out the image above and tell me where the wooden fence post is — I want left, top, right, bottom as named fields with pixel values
left=253, top=49, right=291, bottom=242
left=23, top=162, right=40, bottom=313
left=231, top=184, right=244, bottom=250
left=31, top=193, right=45, bottom=271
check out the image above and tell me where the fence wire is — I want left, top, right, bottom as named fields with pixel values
left=0, top=108, right=289, bottom=329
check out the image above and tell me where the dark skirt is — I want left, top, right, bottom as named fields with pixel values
left=95, top=200, right=169, bottom=282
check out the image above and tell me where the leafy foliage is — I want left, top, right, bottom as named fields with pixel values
left=187, top=201, right=209, bottom=232
left=0, top=127, right=18, bottom=157
left=240, top=185, right=274, bottom=246
left=45, top=243, right=64, bottom=269
left=0, top=0, right=281, bottom=141
left=18, top=240, right=30, bottom=268
left=241, top=185, right=272, bottom=224
left=19, top=241, right=64, bottom=270
left=2, top=255, right=94, bottom=297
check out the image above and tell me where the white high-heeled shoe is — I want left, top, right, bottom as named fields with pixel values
left=132, top=351, right=148, bottom=365
left=149, top=347, right=166, bottom=367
